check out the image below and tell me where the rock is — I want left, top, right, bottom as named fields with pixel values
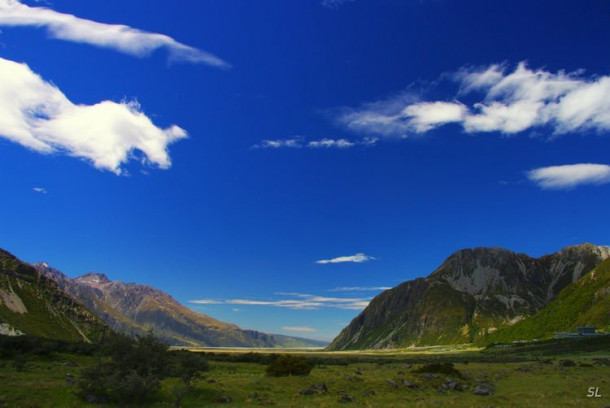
left=63, top=361, right=77, bottom=367
left=345, top=375, right=363, bottom=382
left=216, top=396, right=232, bottom=403
left=65, top=377, right=75, bottom=384
left=299, top=389, right=316, bottom=396
left=402, top=379, right=418, bottom=388
left=560, top=359, right=576, bottom=367
left=421, top=373, right=440, bottom=380
left=397, top=370, right=405, bottom=375
left=338, top=394, right=355, bottom=403
left=250, top=392, right=260, bottom=399
left=310, top=383, right=328, bottom=392
left=442, top=379, right=462, bottom=391
left=362, top=390, right=376, bottom=396
left=472, top=383, right=495, bottom=396
left=354, top=368, right=362, bottom=375
left=386, top=379, right=398, bottom=389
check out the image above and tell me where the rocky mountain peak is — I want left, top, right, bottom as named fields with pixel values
left=75, top=272, right=111, bottom=284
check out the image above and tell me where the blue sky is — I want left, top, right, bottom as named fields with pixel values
left=1, top=0, right=609, bottom=341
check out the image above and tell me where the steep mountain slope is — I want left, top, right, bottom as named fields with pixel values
left=328, top=243, right=610, bottom=350
left=0, top=249, right=109, bottom=342
left=36, top=263, right=325, bottom=348
left=483, top=257, right=610, bottom=343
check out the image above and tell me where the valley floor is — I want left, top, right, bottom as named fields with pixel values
left=1, top=341, right=609, bottom=407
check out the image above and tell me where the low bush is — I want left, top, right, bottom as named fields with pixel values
left=413, top=362, right=463, bottom=378
left=266, top=355, right=312, bottom=377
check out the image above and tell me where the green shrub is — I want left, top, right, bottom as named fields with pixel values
left=266, top=355, right=312, bottom=377
left=413, top=362, right=463, bottom=378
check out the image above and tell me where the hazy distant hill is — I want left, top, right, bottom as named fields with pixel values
left=0, top=249, right=108, bottom=342
left=36, top=263, right=326, bottom=348
left=483, top=256, right=610, bottom=343
left=328, top=243, right=610, bottom=350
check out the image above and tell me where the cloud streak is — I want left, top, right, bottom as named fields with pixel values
left=190, top=292, right=371, bottom=310
left=0, top=57, right=187, bottom=174
left=252, top=137, right=372, bottom=150
left=315, top=253, right=375, bottom=264
left=328, top=286, right=391, bottom=292
left=337, top=62, right=610, bottom=137
left=0, top=0, right=229, bottom=67
left=528, top=163, right=610, bottom=189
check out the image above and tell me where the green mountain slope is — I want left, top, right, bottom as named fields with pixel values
left=483, top=257, right=610, bottom=344
left=328, top=244, right=610, bottom=350
left=0, top=249, right=109, bottom=342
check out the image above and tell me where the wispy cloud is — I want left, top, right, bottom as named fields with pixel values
left=528, top=163, right=610, bottom=189
left=251, top=137, right=371, bottom=150
left=32, top=187, right=47, bottom=194
left=282, top=326, right=317, bottom=332
left=336, top=62, right=610, bottom=137
left=190, top=292, right=371, bottom=310
left=315, top=253, right=375, bottom=264
left=0, top=0, right=229, bottom=67
left=0, top=57, right=187, bottom=174
left=328, top=286, right=391, bottom=292
left=321, top=0, right=355, bottom=9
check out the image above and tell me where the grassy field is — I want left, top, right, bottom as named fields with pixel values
left=1, top=339, right=609, bottom=407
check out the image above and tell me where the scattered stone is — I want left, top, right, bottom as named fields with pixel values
left=250, top=392, right=260, bottom=399
left=63, top=361, right=77, bottom=367
left=354, top=368, right=362, bottom=375
left=299, top=389, right=316, bottom=396
left=472, top=383, right=495, bottom=396
left=216, top=396, right=232, bottom=403
left=65, top=377, right=75, bottom=384
left=516, top=365, right=531, bottom=372
left=441, top=379, right=462, bottom=391
left=362, top=390, right=376, bottom=397
left=560, top=359, right=576, bottom=367
left=405, top=364, right=413, bottom=369
left=345, top=375, right=363, bottom=382
left=397, top=370, right=405, bottom=375
left=338, top=394, right=355, bottom=403
left=402, top=379, right=418, bottom=388
left=420, top=373, right=440, bottom=380
left=310, top=383, right=328, bottom=392
left=66, top=372, right=74, bottom=378
left=386, top=379, right=398, bottom=389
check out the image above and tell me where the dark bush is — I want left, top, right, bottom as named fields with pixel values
left=77, top=332, right=170, bottom=404
left=266, top=355, right=312, bottom=377
left=413, top=362, right=463, bottom=378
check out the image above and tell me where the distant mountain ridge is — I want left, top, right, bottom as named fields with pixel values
left=328, top=243, right=610, bottom=350
left=35, top=262, right=326, bottom=348
left=0, top=249, right=109, bottom=342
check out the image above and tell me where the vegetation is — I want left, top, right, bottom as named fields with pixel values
left=265, top=354, right=313, bottom=377
left=482, top=258, right=610, bottom=345
left=0, top=337, right=608, bottom=407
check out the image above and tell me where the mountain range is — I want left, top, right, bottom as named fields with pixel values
left=328, top=243, right=610, bottom=350
left=0, top=248, right=325, bottom=348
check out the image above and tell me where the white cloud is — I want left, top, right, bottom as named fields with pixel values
left=315, top=253, right=375, bottom=264
left=0, top=57, right=187, bottom=174
left=190, top=299, right=223, bottom=304
left=282, top=326, right=317, bottom=332
left=251, top=137, right=363, bottom=150
left=32, top=186, right=47, bottom=194
left=307, top=138, right=354, bottom=149
left=527, top=163, right=610, bottom=189
left=337, top=62, right=610, bottom=137
left=0, top=0, right=229, bottom=67
left=189, top=292, right=371, bottom=310
left=328, top=286, right=391, bottom=292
